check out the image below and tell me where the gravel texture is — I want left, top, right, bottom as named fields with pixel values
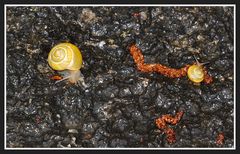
left=6, top=6, right=234, bottom=148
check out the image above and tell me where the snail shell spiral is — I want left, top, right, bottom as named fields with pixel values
left=48, top=43, right=83, bottom=71
left=187, top=64, right=204, bottom=83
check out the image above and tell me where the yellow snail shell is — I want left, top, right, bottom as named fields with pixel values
left=48, top=43, right=83, bottom=71
left=48, top=43, right=83, bottom=84
left=187, top=64, right=204, bottom=83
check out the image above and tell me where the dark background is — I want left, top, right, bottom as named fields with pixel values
left=2, top=1, right=238, bottom=152
left=5, top=5, right=234, bottom=148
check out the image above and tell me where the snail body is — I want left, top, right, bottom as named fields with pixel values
left=48, top=43, right=84, bottom=84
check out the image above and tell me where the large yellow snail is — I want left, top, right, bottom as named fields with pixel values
left=187, top=56, right=208, bottom=83
left=48, top=42, right=84, bottom=84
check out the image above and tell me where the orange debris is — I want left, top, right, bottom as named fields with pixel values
left=50, top=75, right=63, bottom=80
left=216, top=132, right=224, bottom=145
left=128, top=44, right=213, bottom=84
left=155, top=111, right=184, bottom=144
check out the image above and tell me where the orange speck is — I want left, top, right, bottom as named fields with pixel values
left=50, top=75, right=63, bottom=80
left=216, top=132, right=224, bottom=145
left=132, top=12, right=140, bottom=17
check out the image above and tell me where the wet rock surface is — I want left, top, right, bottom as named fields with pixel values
left=6, top=6, right=234, bottom=148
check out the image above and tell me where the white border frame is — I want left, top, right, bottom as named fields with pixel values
left=4, top=4, right=236, bottom=150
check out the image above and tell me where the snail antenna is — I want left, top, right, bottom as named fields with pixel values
left=193, top=55, right=200, bottom=65
left=55, top=76, right=71, bottom=84
left=193, top=55, right=209, bottom=66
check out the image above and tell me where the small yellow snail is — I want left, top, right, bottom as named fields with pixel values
left=187, top=64, right=204, bottom=83
left=48, top=42, right=84, bottom=84
left=187, top=56, right=208, bottom=83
